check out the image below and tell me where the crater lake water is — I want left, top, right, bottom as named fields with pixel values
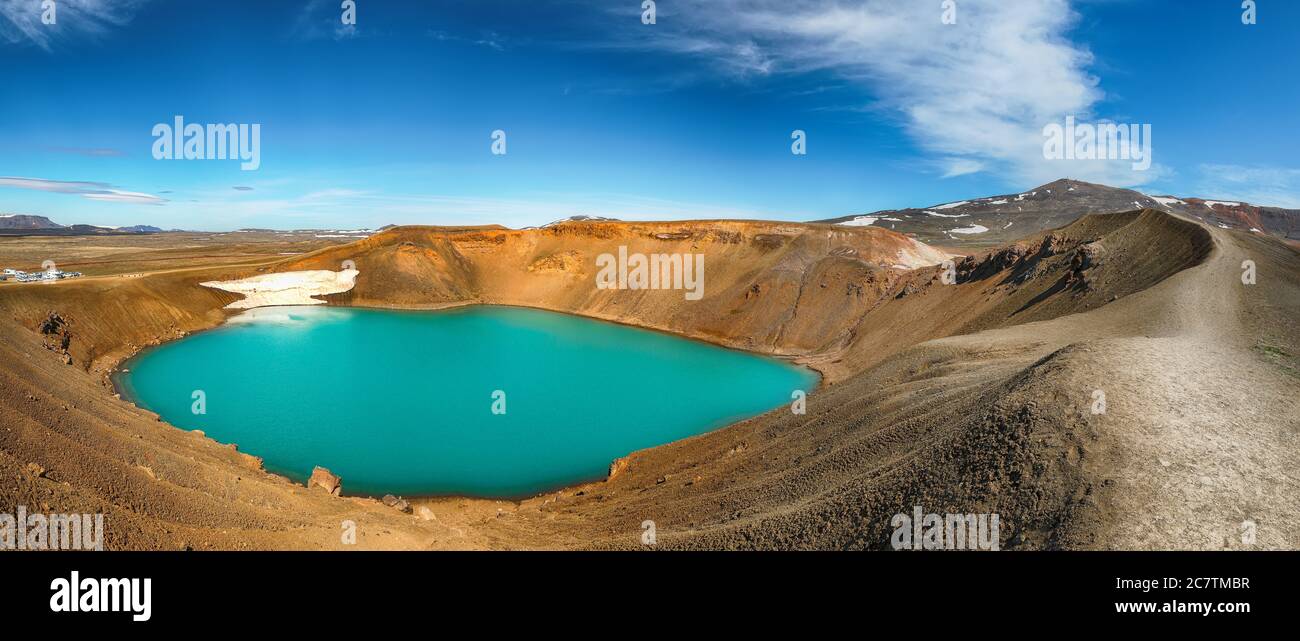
left=118, top=305, right=819, bottom=498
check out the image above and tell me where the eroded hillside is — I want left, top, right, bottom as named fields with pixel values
left=1, top=210, right=1296, bottom=550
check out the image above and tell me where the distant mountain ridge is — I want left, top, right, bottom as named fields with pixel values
left=815, top=178, right=1299, bottom=248
left=1145, top=196, right=1300, bottom=240
left=5, top=180, right=1298, bottom=244
left=0, top=214, right=162, bottom=235
left=536, top=215, right=621, bottom=229
left=0, top=214, right=64, bottom=230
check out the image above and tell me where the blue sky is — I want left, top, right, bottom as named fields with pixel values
left=1, top=0, right=1297, bottom=230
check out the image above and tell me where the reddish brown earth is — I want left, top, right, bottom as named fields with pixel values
left=1, top=211, right=1296, bottom=549
left=1172, top=198, right=1300, bottom=244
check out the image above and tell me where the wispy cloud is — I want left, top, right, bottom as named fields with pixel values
left=0, top=0, right=148, bottom=50
left=427, top=29, right=507, bottom=51
left=291, top=0, right=361, bottom=41
left=598, top=0, right=1161, bottom=188
left=941, top=158, right=986, bottom=178
left=0, top=176, right=166, bottom=205
left=82, top=189, right=166, bottom=204
left=1195, top=164, right=1300, bottom=209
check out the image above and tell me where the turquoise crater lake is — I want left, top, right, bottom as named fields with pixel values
left=118, top=305, right=818, bottom=498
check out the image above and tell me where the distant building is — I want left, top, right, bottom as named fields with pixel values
left=2, top=267, right=82, bottom=283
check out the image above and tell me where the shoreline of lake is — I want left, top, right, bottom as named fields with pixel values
left=115, top=304, right=821, bottom=501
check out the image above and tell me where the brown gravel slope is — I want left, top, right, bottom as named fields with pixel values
left=1, top=211, right=1295, bottom=549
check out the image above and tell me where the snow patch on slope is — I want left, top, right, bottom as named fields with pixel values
left=202, top=269, right=359, bottom=309
left=894, top=237, right=954, bottom=269
left=838, top=216, right=879, bottom=226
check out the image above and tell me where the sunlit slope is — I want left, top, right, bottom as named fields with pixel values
left=3, top=210, right=1294, bottom=549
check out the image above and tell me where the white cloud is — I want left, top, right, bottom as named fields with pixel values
left=0, top=176, right=166, bottom=205
left=0, top=176, right=109, bottom=194
left=941, top=158, right=985, bottom=178
left=0, top=0, right=147, bottom=50
left=607, top=0, right=1162, bottom=187
left=81, top=189, right=166, bottom=204
left=1195, top=164, right=1300, bottom=209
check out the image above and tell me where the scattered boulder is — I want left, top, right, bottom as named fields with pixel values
left=527, top=251, right=582, bottom=273
left=1035, top=233, right=1069, bottom=259
left=308, top=466, right=342, bottom=496
left=1065, top=242, right=1106, bottom=290
left=608, top=456, right=630, bottom=481
left=1075, top=241, right=1106, bottom=270
left=751, top=233, right=788, bottom=250
left=958, top=243, right=1030, bottom=283
left=706, top=230, right=743, bottom=244
left=25, top=462, right=46, bottom=478
left=38, top=311, right=67, bottom=337
left=37, top=311, right=73, bottom=361
left=381, top=494, right=412, bottom=512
